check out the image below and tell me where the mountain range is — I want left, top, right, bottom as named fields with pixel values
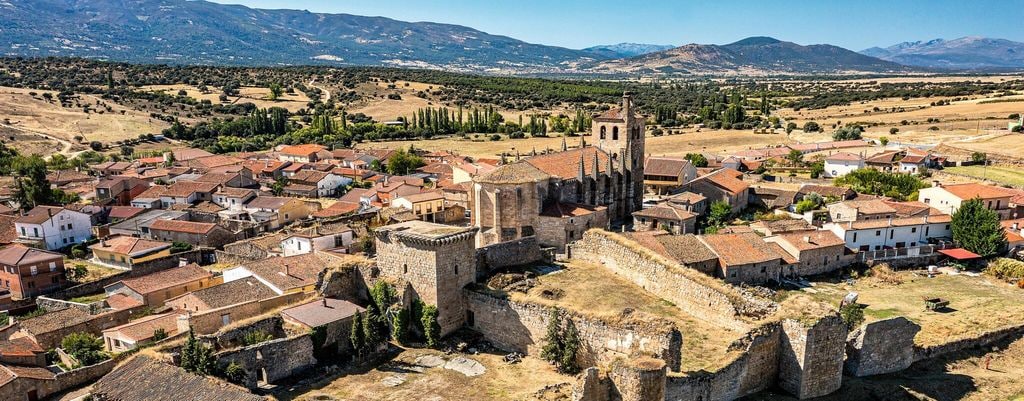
left=861, top=37, right=1024, bottom=69
left=0, top=0, right=1020, bottom=75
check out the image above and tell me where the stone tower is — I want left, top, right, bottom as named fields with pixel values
left=374, top=221, right=479, bottom=336
left=593, top=92, right=646, bottom=216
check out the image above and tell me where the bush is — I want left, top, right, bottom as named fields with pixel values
left=832, top=124, right=864, bottom=141
left=61, top=332, right=109, bottom=367
left=223, top=362, right=246, bottom=384
left=839, top=303, right=865, bottom=330
left=420, top=304, right=441, bottom=348
left=802, top=121, right=820, bottom=132
left=241, top=330, right=273, bottom=346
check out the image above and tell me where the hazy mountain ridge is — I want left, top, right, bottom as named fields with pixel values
left=861, top=37, right=1024, bottom=69
left=589, top=37, right=909, bottom=75
left=582, top=43, right=676, bottom=58
left=0, top=0, right=602, bottom=73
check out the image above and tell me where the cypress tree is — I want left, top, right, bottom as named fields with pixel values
left=350, top=312, right=365, bottom=357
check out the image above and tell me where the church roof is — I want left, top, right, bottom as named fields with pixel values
left=526, top=147, right=612, bottom=179
left=475, top=162, right=550, bottom=184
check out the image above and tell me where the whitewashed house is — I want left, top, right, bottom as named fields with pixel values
left=14, top=206, right=93, bottom=250
left=280, top=228, right=354, bottom=257
left=823, top=215, right=952, bottom=252
left=823, top=152, right=864, bottom=178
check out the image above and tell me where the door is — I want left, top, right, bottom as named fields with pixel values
left=27, top=390, right=38, bottom=401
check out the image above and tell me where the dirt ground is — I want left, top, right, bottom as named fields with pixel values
left=510, top=261, right=744, bottom=372
left=139, top=84, right=313, bottom=113
left=276, top=348, right=570, bottom=401
left=744, top=335, right=1024, bottom=401
left=795, top=270, right=1024, bottom=347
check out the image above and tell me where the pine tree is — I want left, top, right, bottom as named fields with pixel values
left=364, top=305, right=383, bottom=351
left=540, top=308, right=563, bottom=363
left=560, top=318, right=581, bottom=374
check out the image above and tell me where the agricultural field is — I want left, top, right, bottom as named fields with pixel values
left=139, top=84, right=313, bottom=113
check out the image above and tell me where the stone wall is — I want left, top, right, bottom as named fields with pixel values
left=569, top=230, right=775, bottom=330
left=777, top=316, right=846, bottom=399
left=665, top=323, right=782, bottom=401
left=184, top=292, right=307, bottom=335
left=46, top=250, right=209, bottom=302
left=17, top=307, right=139, bottom=349
left=465, top=290, right=682, bottom=372
left=200, top=315, right=286, bottom=350
left=912, top=322, right=1024, bottom=363
left=214, top=334, right=317, bottom=389
left=35, top=296, right=104, bottom=314
left=845, top=317, right=920, bottom=376
left=608, top=358, right=666, bottom=401
left=0, top=356, right=118, bottom=401
left=475, top=236, right=543, bottom=276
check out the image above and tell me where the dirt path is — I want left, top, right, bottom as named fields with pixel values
left=309, top=78, right=331, bottom=102
left=0, top=120, right=79, bottom=159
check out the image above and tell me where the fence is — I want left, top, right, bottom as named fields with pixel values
left=853, top=242, right=956, bottom=263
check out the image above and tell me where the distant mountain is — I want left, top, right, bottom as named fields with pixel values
left=582, top=43, right=676, bottom=58
left=862, top=37, right=1024, bottom=69
left=0, top=0, right=603, bottom=73
left=589, top=37, right=908, bottom=75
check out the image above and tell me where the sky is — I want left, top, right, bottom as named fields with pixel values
left=208, top=0, right=1024, bottom=50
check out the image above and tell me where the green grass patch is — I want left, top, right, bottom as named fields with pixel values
left=945, top=165, right=1024, bottom=187
left=69, top=293, right=107, bottom=304
left=863, top=307, right=901, bottom=320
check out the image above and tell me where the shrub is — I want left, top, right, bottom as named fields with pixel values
left=152, top=328, right=168, bottom=341
left=420, top=304, right=441, bottom=348
left=241, top=330, right=273, bottom=346
left=839, top=303, right=865, bottom=330
left=223, top=362, right=246, bottom=384
left=61, top=332, right=108, bottom=367
left=985, top=258, right=1024, bottom=281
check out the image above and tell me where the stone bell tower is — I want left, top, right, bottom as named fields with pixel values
left=593, top=92, right=645, bottom=215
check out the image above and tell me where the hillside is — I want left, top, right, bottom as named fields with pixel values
left=862, top=37, right=1024, bottom=69
left=0, top=0, right=601, bottom=73
left=589, top=37, right=910, bottom=75
left=582, top=43, right=676, bottom=58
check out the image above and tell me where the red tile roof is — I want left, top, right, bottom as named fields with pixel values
left=700, top=232, right=781, bottom=266
left=697, top=168, right=748, bottom=195
left=280, top=144, right=327, bottom=156
left=940, top=183, right=1015, bottom=200
left=103, top=312, right=184, bottom=342
left=772, top=230, right=846, bottom=251
left=644, top=157, right=692, bottom=177
left=825, top=152, right=863, bottom=162
left=149, top=219, right=218, bottom=234
left=0, top=244, right=62, bottom=266
left=0, top=337, right=44, bottom=358
left=109, top=206, right=147, bottom=220
left=90, top=235, right=171, bottom=256
left=116, top=264, right=212, bottom=295
left=540, top=202, right=605, bottom=218
left=525, top=147, right=611, bottom=179
left=281, top=298, right=364, bottom=328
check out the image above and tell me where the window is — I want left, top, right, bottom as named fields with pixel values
left=30, top=266, right=37, bottom=275
left=599, top=126, right=606, bottom=139
left=67, top=223, right=73, bottom=230
left=49, top=262, right=56, bottom=272
left=924, top=198, right=930, bottom=203
left=33, top=227, right=39, bottom=237
left=612, top=126, right=619, bottom=140
left=875, top=230, right=881, bottom=236
left=221, top=314, right=231, bottom=326
left=403, top=264, right=408, bottom=274
left=454, top=265, right=459, bottom=275
left=853, top=232, right=857, bottom=242
left=911, top=227, right=917, bottom=233
left=945, top=225, right=950, bottom=230
left=20, top=227, right=25, bottom=235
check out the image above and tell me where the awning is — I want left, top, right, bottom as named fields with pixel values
left=938, top=248, right=981, bottom=260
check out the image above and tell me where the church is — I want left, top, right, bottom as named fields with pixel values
left=471, top=93, right=646, bottom=251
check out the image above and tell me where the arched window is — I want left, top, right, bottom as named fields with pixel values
left=599, top=126, right=606, bottom=139
left=612, top=126, right=619, bottom=140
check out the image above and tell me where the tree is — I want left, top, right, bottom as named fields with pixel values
left=832, top=125, right=864, bottom=141
left=786, top=122, right=797, bottom=134
left=839, top=303, right=865, bottom=330
left=803, top=121, right=820, bottom=133
left=385, top=149, right=425, bottom=175
left=879, top=137, right=889, bottom=146
left=12, top=155, right=54, bottom=210
left=786, top=149, right=804, bottom=166
left=120, top=146, right=134, bottom=159
left=889, top=127, right=899, bottom=135
left=61, top=332, right=108, bottom=367
left=559, top=318, right=581, bottom=374
left=270, top=177, right=288, bottom=196
left=350, top=312, right=365, bottom=357
left=540, top=308, right=581, bottom=374
left=170, top=241, right=193, bottom=253
left=180, top=329, right=214, bottom=375
left=420, top=304, right=440, bottom=348
left=66, top=264, right=88, bottom=282
left=540, top=308, right=563, bottom=364
left=268, top=83, right=283, bottom=100
left=971, top=152, right=987, bottom=164
left=951, top=198, right=1006, bottom=257
left=152, top=328, right=168, bottom=341
left=684, top=153, right=708, bottom=168
left=707, top=201, right=732, bottom=227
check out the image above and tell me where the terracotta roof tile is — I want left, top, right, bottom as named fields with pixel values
left=632, top=205, right=695, bottom=221
left=540, top=202, right=605, bottom=218
left=90, top=235, right=171, bottom=256
left=940, top=183, right=1015, bottom=200
left=644, top=157, right=692, bottom=177
left=772, top=230, right=846, bottom=251
left=116, top=264, right=212, bottom=295
left=281, top=298, right=364, bottom=328
left=176, top=278, right=276, bottom=310
left=92, top=356, right=266, bottom=401
left=280, top=144, right=327, bottom=156
left=526, top=147, right=611, bottom=179
left=700, top=232, right=781, bottom=266
left=104, top=312, right=184, bottom=342
left=149, top=219, right=217, bottom=234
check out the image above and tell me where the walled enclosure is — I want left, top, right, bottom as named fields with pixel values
left=569, top=230, right=776, bottom=331
left=214, top=334, right=317, bottom=389
left=845, top=317, right=920, bottom=377
left=466, top=290, right=682, bottom=372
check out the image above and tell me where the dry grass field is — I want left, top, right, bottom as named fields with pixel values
left=512, top=261, right=744, bottom=372
left=139, top=84, right=313, bottom=113
left=799, top=270, right=1024, bottom=347
left=277, top=348, right=569, bottom=401
left=0, top=86, right=169, bottom=149
left=943, top=165, right=1024, bottom=187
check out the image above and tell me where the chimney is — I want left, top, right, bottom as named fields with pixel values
left=622, top=92, right=633, bottom=118
left=932, top=180, right=941, bottom=188
left=322, top=298, right=328, bottom=307
left=1013, top=222, right=1020, bottom=231
left=284, top=263, right=290, bottom=276
left=178, top=258, right=188, bottom=267
left=803, top=235, right=811, bottom=243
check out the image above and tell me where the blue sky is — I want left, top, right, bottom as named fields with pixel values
left=208, top=0, right=1024, bottom=50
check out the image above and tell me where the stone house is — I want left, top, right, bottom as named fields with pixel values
left=95, top=176, right=150, bottom=206
left=0, top=245, right=66, bottom=300
left=14, top=206, right=92, bottom=251
left=196, top=167, right=257, bottom=189
left=827, top=199, right=898, bottom=223
left=749, top=219, right=816, bottom=236
left=632, top=204, right=696, bottom=235
left=165, top=277, right=276, bottom=313
left=280, top=226, right=353, bottom=257
left=158, top=181, right=221, bottom=208
left=919, top=182, right=1015, bottom=219
left=101, top=311, right=184, bottom=352
left=280, top=298, right=364, bottom=354
left=286, top=170, right=351, bottom=198
left=223, top=252, right=350, bottom=295
left=148, top=219, right=239, bottom=248
left=624, top=232, right=719, bottom=276
left=104, top=263, right=217, bottom=307
left=698, top=232, right=783, bottom=284
left=0, top=337, right=46, bottom=367
left=643, top=157, right=696, bottom=195
left=108, top=210, right=188, bottom=238
left=129, top=185, right=168, bottom=209
left=10, top=306, right=136, bottom=349
left=680, top=168, right=749, bottom=213
left=374, top=221, right=478, bottom=336
left=535, top=202, right=608, bottom=253
left=764, top=230, right=848, bottom=277
left=89, top=235, right=172, bottom=269
left=91, top=355, right=267, bottom=401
